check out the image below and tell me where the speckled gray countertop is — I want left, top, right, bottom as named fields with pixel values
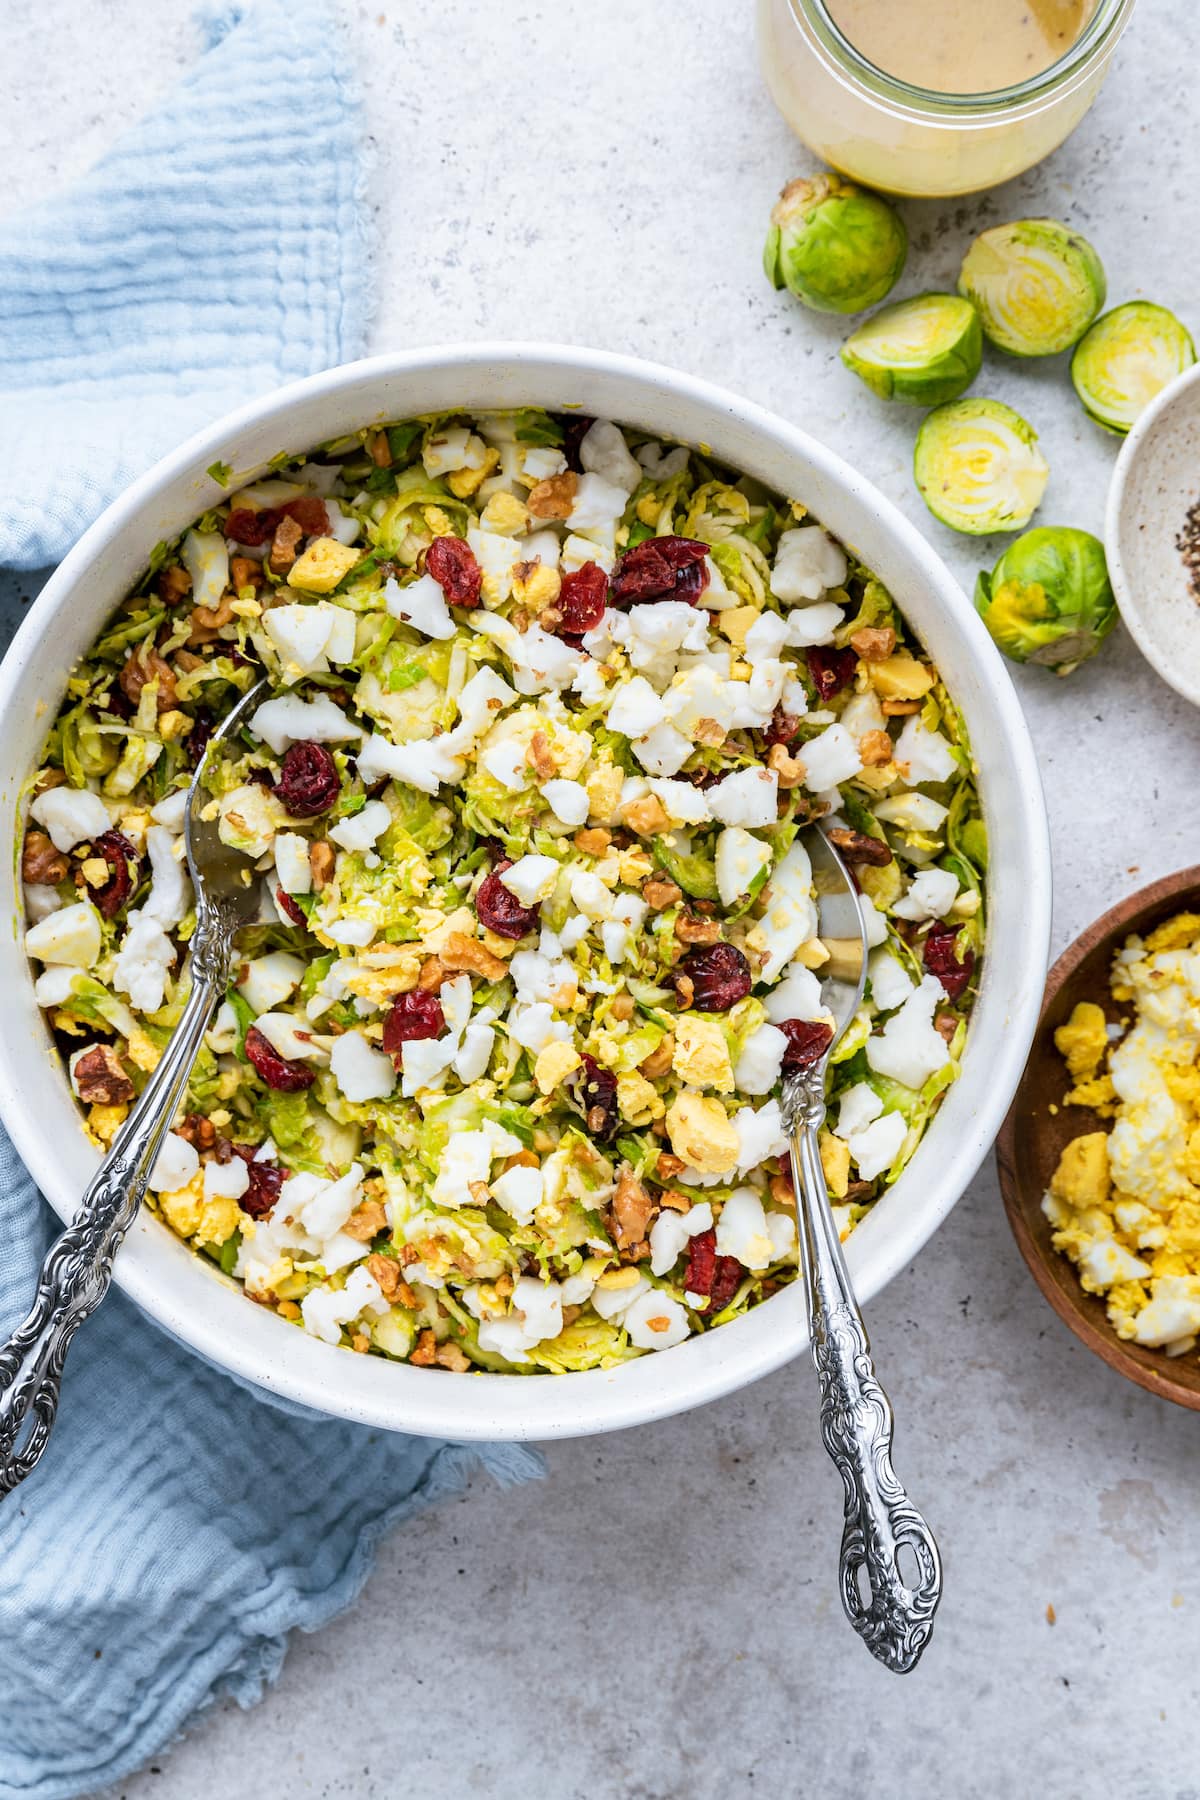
left=2, top=2, right=1199, bottom=1795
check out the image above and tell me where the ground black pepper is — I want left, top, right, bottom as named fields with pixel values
left=1175, top=495, right=1200, bottom=602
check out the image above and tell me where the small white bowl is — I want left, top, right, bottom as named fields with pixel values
left=0, top=345, right=1051, bottom=1441
left=1106, top=361, right=1200, bottom=707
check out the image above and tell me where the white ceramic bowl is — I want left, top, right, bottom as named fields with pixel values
left=1106, top=361, right=1200, bottom=707
left=0, top=345, right=1051, bottom=1440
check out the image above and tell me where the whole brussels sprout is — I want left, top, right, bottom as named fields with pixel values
left=1071, top=301, right=1197, bottom=435
left=958, top=219, right=1105, bottom=357
left=841, top=292, right=982, bottom=405
left=914, top=398, right=1049, bottom=536
left=763, top=173, right=907, bottom=315
left=974, top=527, right=1117, bottom=675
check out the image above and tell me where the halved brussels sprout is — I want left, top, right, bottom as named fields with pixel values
left=974, top=526, right=1117, bottom=675
left=913, top=398, right=1049, bottom=536
left=841, top=292, right=982, bottom=405
left=763, top=173, right=906, bottom=315
left=958, top=219, right=1105, bottom=357
left=1070, top=301, right=1197, bottom=435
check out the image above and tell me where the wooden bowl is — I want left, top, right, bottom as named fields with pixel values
left=997, top=865, right=1200, bottom=1410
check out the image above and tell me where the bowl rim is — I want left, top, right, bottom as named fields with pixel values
left=1105, top=358, right=1200, bottom=709
left=997, top=862, right=1200, bottom=1411
left=0, top=342, right=1053, bottom=1438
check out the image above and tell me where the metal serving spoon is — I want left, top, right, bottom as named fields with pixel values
left=781, top=824, right=942, bottom=1673
left=0, top=677, right=269, bottom=1495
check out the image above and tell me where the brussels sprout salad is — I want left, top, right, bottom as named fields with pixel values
left=21, top=410, right=986, bottom=1374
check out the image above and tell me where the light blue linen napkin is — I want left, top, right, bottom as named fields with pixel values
left=0, top=11, right=541, bottom=1799
left=0, top=0, right=374, bottom=569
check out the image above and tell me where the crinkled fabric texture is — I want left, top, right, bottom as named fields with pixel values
left=0, top=0, right=376, bottom=570
left=0, top=1136, right=541, bottom=1800
left=0, top=12, right=541, bottom=1797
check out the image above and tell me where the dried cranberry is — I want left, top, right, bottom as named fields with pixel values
left=425, top=535, right=482, bottom=607
left=186, top=707, right=215, bottom=768
left=275, top=886, right=306, bottom=927
left=806, top=646, right=858, bottom=701
left=244, top=1025, right=316, bottom=1092
left=224, top=507, right=276, bottom=546
left=574, top=1053, right=619, bottom=1140
left=475, top=864, right=540, bottom=940
left=763, top=707, right=802, bottom=747
left=382, top=989, right=446, bottom=1065
left=559, top=415, right=594, bottom=472
left=608, top=536, right=710, bottom=608
left=224, top=496, right=328, bottom=545
left=672, top=942, right=752, bottom=1012
left=779, top=1018, right=834, bottom=1072
left=227, top=1148, right=286, bottom=1218
left=275, top=741, right=340, bottom=818
left=684, top=1228, right=743, bottom=1311
left=555, top=562, right=609, bottom=639
left=923, top=922, right=975, bottom=1001
left=282, top=495, right=329, bottom=536
left=90, top=831, right=139, bottom=920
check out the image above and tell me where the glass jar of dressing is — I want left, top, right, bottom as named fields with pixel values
left=757, top=0, right=1137, bottom=198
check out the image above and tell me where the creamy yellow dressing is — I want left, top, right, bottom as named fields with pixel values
left=825, top=0, right=1095, bottom=93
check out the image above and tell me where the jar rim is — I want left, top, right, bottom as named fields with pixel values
left=795, top=0, right=1136, bottom=111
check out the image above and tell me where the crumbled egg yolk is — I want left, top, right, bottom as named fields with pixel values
left=1044, top=919, right=1200, bottom=1353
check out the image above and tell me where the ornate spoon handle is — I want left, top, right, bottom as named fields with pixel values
left=788, top=1080, right=942, bottom=1673
left=0, top=909, right=237, bottom=1494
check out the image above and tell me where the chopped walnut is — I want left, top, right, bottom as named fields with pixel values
left=417, top=955, right=446, bottom=991
left=657, top=1187, right=692, bottom=1213
left=468, top=1180, right=491, bottom=1206
left=828, top=827, right=893, bottom=867
left=656, top=1152, right=686, bottom=1179
left=526, top=730, right=556, bottom=781
left=398, top=1243, right=421, bottom=1267
left=176, top=1113, right=217, bottom=1150
left=366, top=1252, right=402, bottom=1299
left=502, top=1149, right=540, bottom=1173
left=351, top=1333, right=371, bottom=1355
left=849, top=625, right=896, bottom=662
left=309, top=841, right=335, bottom=890
left=526, top=470, right=578, bottom=520
left=767, top=741, right=806, bottom=788
left=881, top=699, right=921, bottom=717
left=410, top=1328, right=438, bottom=1367
left=858, top=730, right=894, bottom=766
left=639, top=1036, right=674, bottom=1079
left=187, top=591, right=235, bottom=647
left=611, top=1163, right=656, bottom=1249
left=675, top=911, right=722, bottom=946
left=158, top=563, right=192, bottom=604
left=174, top=650, right=206, bottom=673
left=935, top=1011, right=959, bottom=1044
left=343, top=1200, right=389, bottom=1242
left=368, top=429, right=393, bottom=468
left=73, top=1045, right=135, bottom=1106
left=692, top=716, right=727, bottom=748
left=229, top=556, right=264, bottom=592
left=435, top=1342, right=471, bottom=1373
left=119, top=642, right=178, bottom=714
left=609, top=993, right=635, bottom=1022
left=574, top=828, right=612, bottom=857
left=269, top=513, right=304, bottom=574
left=439, top=931, right=509, bottom=981
left=769, top=1173, right=795, bottom=1210
left=643, top=877, right=683, bottom=911
left=22, top=830, right=68, bottom=885
left=623, top=795, right=671, bottom=837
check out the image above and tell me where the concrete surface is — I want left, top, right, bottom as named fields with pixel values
left=3, top=1, right=1200, bottom=1795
